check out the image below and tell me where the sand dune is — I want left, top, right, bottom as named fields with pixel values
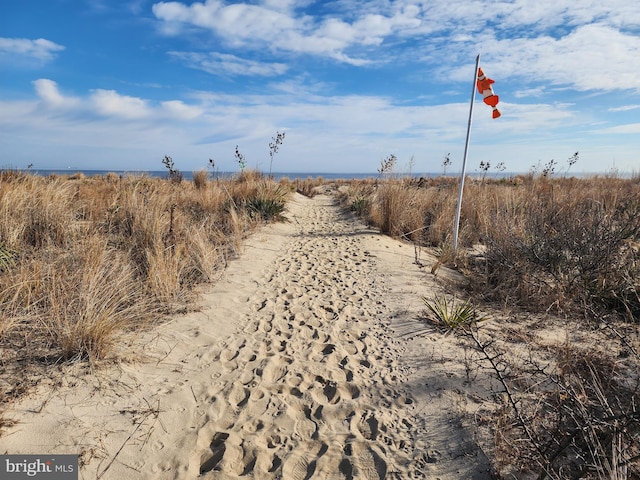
left=0, top=192, right=493, bottom=479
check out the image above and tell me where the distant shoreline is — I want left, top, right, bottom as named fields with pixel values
left=2, top=168, right=631, bottom=181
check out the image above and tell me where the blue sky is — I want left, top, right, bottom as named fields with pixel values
left=1, top=0, right=639, bottom=174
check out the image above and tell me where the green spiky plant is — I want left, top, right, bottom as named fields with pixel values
left=421, top=294, right=486, bottom=332
left=245, top=182, right=288, bottom=221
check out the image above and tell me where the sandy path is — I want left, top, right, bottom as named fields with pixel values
left=0, top=192, right=492, bottom=479
left=183, top=193, right=420, bottom=479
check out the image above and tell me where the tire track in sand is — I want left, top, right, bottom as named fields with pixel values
left=184, top=194, right=422, bottom=479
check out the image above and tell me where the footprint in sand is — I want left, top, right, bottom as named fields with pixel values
left=282, top=450, right=316, bottom=480
left=227, top=383, right=249, bottom=408
left=314, top=444, right=353, bottom=480
left=199, top=432, right=229, bottom=474
left=351, top=441, right=387, bottom=480
left=353, top=411, right=379, bottom=441
left=261, top=356, right=291, bottom=384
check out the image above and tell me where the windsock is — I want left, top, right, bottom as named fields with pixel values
left=477, top=67, right=501, bottom=119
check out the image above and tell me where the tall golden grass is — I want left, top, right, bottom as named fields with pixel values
left=340, top=174, right=640, bottom=317
left=0, top=170, right=289, bottom=370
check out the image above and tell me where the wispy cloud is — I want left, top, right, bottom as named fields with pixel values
left=169, top=51, right=288, bottom=77
left=594, top=123, right=640, bottom=134
left=608, top=104, right=640, bottom=112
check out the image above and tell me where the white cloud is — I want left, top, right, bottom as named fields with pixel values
left=33, top=79, right=66, bottom=106
left=33, top=79, right=80, bottom=109
left=0, top=37, right=65, bottom=63
left=260, top=0, right=313, bottom=13
left=153, top=1, right=297, bottom=41
left=161, top=100, right=204, bottom=120
left=2, top=76, right=587, bottom=172
left=91, top=89, right=152, bottom=119
left=29, top=79, right=205, bottom=122
left=169, top=51, right=288, bottom=77
left=446, top=23, right=640, bottom=94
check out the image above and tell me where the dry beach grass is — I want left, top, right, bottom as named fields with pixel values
left=0, top=170, right=290, bottom=390
left=0, top=170, right=639, bottom=479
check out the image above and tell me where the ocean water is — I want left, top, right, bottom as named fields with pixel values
left=15, top=169, right=421, bottom=181
left=5, top=168, right=624, bottom=181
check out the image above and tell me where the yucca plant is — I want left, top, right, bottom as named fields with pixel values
left=421, top=294, right=486, bottom=332
left=246, top=182, right=288, bottom=221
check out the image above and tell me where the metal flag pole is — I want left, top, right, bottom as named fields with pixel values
left=452, top=54, right=480, bottom=255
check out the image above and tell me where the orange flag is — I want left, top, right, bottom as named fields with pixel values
left=477, top=67, right=501, bottom=118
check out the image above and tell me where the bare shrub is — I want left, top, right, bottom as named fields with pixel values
left=470, top=325, right=640, bottom=479
left=476, top=179, right=640, bottom=315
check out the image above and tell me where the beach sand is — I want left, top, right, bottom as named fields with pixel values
left=0, top=192, right=494, bottom=479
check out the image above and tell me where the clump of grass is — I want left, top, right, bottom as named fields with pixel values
left=192, top=169, right=209, bottom=190
left=350, top=196, right=370, bottom=216
left=343, top=173, right=640, bottom=318
left=421, top=294, right=486, bottom=331
left=340, top=176, right=458, bottom=248
left=294, top=177, right=322, bottom=198
left=337, top=179, right=375, bottom=217
left=44, top=238, right=156, bottom=361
